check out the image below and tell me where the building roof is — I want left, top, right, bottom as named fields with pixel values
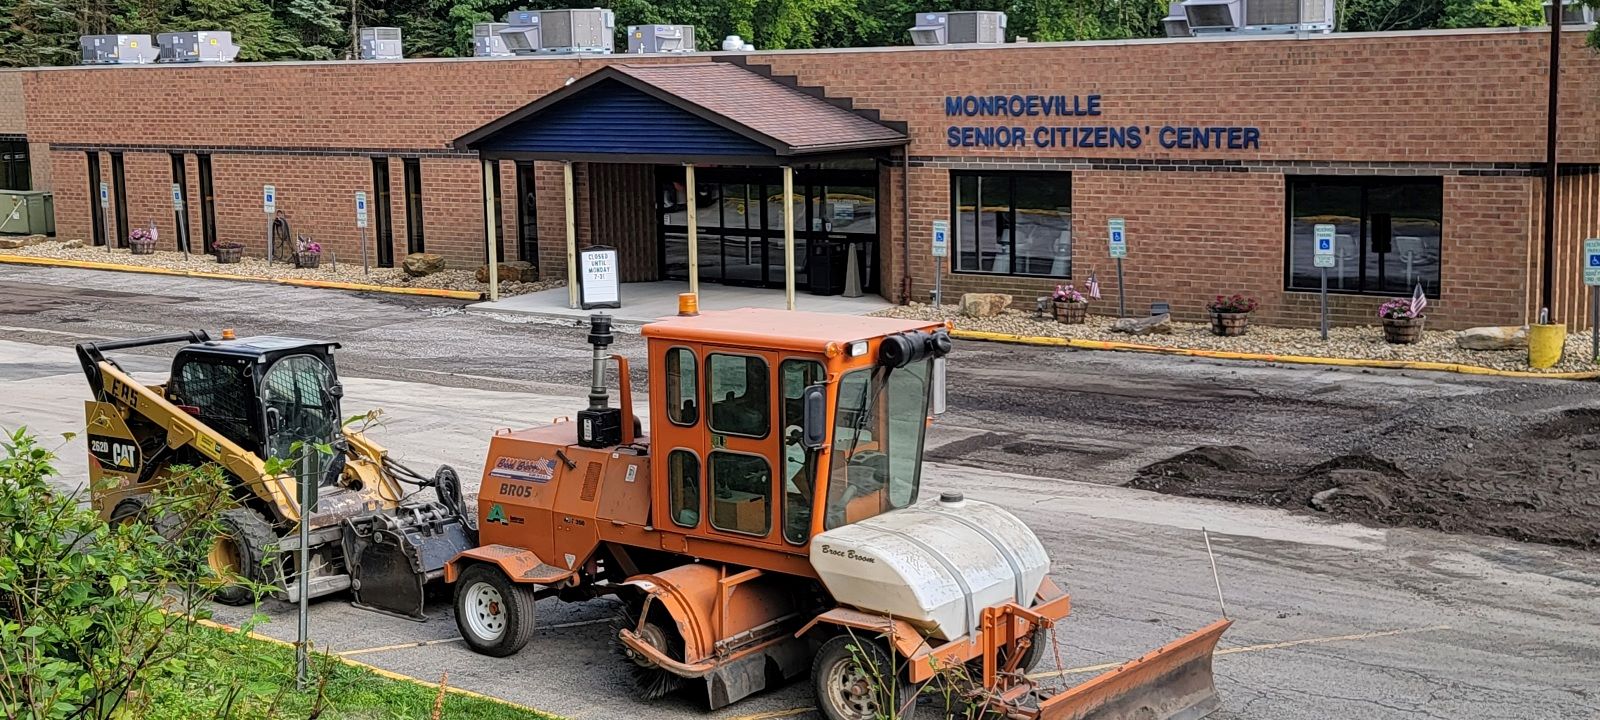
left=455, top=62, right=907, bottom=163
left=641, top=308, right=943, bottom=353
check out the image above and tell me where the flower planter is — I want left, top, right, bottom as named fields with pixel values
left=1383, top=316, right=1425, bottom=344
left=129, top=239, right=156, bottom=256
left=1053, top=301, right=1087, bottom=325
left=215, top=246, right=242, bottom=264
left=294, top=252, right=321, bottom=269
left=1210, top=312, right=1250, bottom=337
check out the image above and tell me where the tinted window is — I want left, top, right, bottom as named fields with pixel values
left=404, top=158, right=425, bottom=254
left=665, top=348, right=698, bottom=426
left=710, top=451, right=771, bottom=536
left=708, top=354, right=769, bottom=438
left=668, top=449, right=700, bottom=528
left=1287, top=177, right=1442, bottom=297
left=781, top=359, right=825, bottom=544
left=953, top=172, right=1071, bottom=278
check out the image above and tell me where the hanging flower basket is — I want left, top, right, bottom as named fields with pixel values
left=1383, top=316, right=1425, bottom=344
left=214, top=243, right=243, bottom=264
left=1053, top=301, right=1087, bottom=325
left=294, top=252, right=321, bottom=269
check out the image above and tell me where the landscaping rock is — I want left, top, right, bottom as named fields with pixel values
left=476, top=260, right=537, bottom=284
left=402, top=253, right=446, bottom=277
left=960, top=293, right=1012, bottom=318
left=0, top=234, right=50, bottom=250
left=60, top=238, right=84, bottom=249
left=1456, top=325, right=1527, bottom=351
left=1110, top=314, right=1173, bottom=335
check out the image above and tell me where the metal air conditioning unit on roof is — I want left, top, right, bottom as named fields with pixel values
left=1545, top=0, right=1598, bottom=24
left=909, top=10, right=1007, bottom=45
left=1243, top=0, right=1334, bottom=32
left=535, top=8, right=616, bottom=53
left=156, top=31, right=240, bottom=63
left=500, top=12, right=542, bottom=54
left=1182, top=0, right=1243, bottom=32
left=1162, top=1, right=1191, bottom=36
left=628, top=24, right=695, bottom=53
left=474, top=23, right=512, bottom=56
left=80, top=35, right=160, bottom=65
left=358, top=27, right=403, bottom=59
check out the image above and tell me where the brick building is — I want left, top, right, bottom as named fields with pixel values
left=4, top=25, right=1599, bottom=328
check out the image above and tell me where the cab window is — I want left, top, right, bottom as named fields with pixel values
left=174, top=357, right=255, bottom=449
left=825, top=361, right=931, bottom=530
left=667, top=449, right=700, bottom=527
left=665, top=347, right=698, bottom=426
left=710, top=451, right=771, bottom=536
left=708, top=354, right=769, bottom=438
left=781, top=359, right=825, bottom=544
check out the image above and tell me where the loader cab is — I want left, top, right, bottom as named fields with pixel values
left=641, top=310, right=951, bottom=555
left=166, top=337, right=344, bottom=465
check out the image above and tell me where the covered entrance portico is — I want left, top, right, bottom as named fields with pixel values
left=456, top=62, right=907, bottom=309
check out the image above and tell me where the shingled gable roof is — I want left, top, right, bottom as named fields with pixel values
left=454, top=62, right=907, bottom=162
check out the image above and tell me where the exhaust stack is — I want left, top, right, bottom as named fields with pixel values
left=577, top=314, right=623, bottom=448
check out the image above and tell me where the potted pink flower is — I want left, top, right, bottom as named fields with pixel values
left=1050, top=284, right=1088, bottom=324
left=1206, top=294, right=1259, bottom=336
left=1378, top=298, right=1425, bottom=344
left=128, top=227, right=156, bottom=255
left=214, top=240, right=243, bottom=264
left=293, top=236, right=322, bottom=269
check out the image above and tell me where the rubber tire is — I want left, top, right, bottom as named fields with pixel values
left=454, top=563, right=538, bottom=658
left=813, top=635, right=916, bottom=720
left=211, top=508, right=277, bottom=606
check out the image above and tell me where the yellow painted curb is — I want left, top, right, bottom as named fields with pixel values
left=0, top=254, right=485, bottom=301
left=189, top=616, right=560, bottom=718
left=949, top=329, right=1600, bottom=380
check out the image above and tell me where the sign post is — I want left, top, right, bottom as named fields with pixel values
left=1314, top=224, right=1337, bottom=341
left=578, top=245, right=621, bottom=310
left=294, top=454, right=316, bottom=691
left=355, top=191, right=369, bottom=275
left=1108, top=218, right=1128, bottom=318
left=931, top=219, right=949, bottom=307
left=99, top=182, right=110, bottom=253
left=1585, top=238, right=1600, bottom=361
left=263, top=185, right=277, bottom=264
left=171, top=183, right=189, bottom=257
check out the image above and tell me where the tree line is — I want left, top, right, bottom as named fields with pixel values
left=0, top=0, right=1588, bottom=67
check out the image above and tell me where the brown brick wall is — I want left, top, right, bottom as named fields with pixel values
left=0, top=72, right=24, bottom=133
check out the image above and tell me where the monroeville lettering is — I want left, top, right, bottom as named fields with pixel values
left=945, top=92, right=1261, bottom=151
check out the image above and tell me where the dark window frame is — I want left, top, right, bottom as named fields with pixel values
left=665, top=346, right=699, bottom=427
left=196, top=154, right=217, bottom=253
left=169, top=154, right=190, bottom=252
left=0, top=137, right=29, bottom=191
left=87, top=152, right=107, bottom=247
left=515, top=160, right=539, bottom=264
left=949, top=170, right=1073, bottom=279
left=372, top=158, right=394, bottom=268
left=1281, top=176, right=1444, bottom=298
left=706, top=352, right=771, bottom=440
left=403, top=157, right=424, bottom=254
left=110, top=152, right=129, bottom=248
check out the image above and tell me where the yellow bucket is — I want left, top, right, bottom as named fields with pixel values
left=1528, top=323, right=1566, bottom=369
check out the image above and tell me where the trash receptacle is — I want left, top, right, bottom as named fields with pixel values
left=808, top=241, right=848, bottom=295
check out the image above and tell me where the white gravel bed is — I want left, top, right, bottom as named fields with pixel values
left=2, top=241, right=563, bottom=296
left=874, top=302, right=1600, bottom=374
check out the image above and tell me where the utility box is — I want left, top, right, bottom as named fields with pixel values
left=535, top=8, right=615, bottom=53
left=156, top=31, right=240, bottom=63
left=0, top=191, right=56, bottom=236
left=909, top=11, right=1006, bottom=45
left=80, top=35, right=160, bottom=65
left=627, top=24, right=694, bottom=53
left=500, top=12, right=542, bottom=54
left=358, top=27, right=404, bottom=59
left=1162, top=1, right=1192, bottom=36
left=473, top=23, right=512, bottom=56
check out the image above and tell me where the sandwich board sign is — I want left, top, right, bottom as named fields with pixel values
left=1108, top=218, right=1127, bottom=258
left=931, top=220, right=949, bottom=258
left=1313, top=224, right=1336, bottom=269
left=578, top=245, right=621, bottom=310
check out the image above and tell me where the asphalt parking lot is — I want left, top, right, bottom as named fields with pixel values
left=3, top=265, right=1598, bottom=719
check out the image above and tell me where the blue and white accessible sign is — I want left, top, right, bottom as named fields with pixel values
left=1314, top=224, right=1336, bottom=269
left=263, top=185, right=276, bottom=214
left=931, top=220, right=949, bottom=258
left=1108, top=218, right=1127, bottom=258
left=1585, top=239, right=1600, bottom=286
left=99, top=182, right=109, bottom=209
left=171, top=183, right=183, bottom=211
left=355, top=191, right=368, bottom=229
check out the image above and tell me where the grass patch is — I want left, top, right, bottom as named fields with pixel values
left=146, top=623, right=554, bottom=720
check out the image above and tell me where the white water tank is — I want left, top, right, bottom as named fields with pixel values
left=810, top=493, right=1050, bottom=641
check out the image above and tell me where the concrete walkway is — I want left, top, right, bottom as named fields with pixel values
left=467, top=281, right=892, bottom=323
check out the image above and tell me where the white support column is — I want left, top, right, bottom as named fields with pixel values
left=564, top=161, right=578, bottom=309
left=783, top=165, right=795, bottom=311
left=685, top=163, right=699, bottom=299
left=482, top=160, right=500, bottom=302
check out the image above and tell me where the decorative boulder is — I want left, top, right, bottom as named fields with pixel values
left=960, top=293, right=1013, bottom=318
left=402, top=253, right=446, bottom=277
left=476, top=260, right=537, bottom=284
left=61, top=239, right=85, bottom=249
left=1456, top=326, right=1527, bottom=351
left=1110, top=314, right=1173, bottom=335
left=0, top=234, right=50, bottom=250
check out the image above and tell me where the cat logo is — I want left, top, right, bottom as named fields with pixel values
left=88, top=435, right=141, bottom=472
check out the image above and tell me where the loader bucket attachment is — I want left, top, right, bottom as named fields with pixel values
left=1036, top=619, right=1232, bottom=720
left=342, top=502, right=475, bottom=622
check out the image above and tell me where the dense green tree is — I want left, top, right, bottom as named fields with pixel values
left=1441, top=0, right=1543, bottom=27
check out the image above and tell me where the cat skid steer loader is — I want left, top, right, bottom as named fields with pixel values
left=77, top=330, right=475, bottom=620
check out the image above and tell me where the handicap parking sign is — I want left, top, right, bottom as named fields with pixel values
left=1586, top=239, right=1600, bottom=286
left=1313, top=224, right=1336, bottom=269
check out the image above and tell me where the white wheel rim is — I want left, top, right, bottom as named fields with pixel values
left=463, top=581, right=507, bottom=642
left=826, top=654, right=881, bottom=719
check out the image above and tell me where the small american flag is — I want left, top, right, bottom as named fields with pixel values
left=1410, top=283, right=1428, bottom=318
left=1087, top=270, right=1102, bottom=300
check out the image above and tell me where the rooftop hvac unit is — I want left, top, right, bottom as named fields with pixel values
left=79, top=35, right=160, bottom=65
left=1182, top=0, right=1243, bottom=32
left=156, top=31, right=240, bottom=63
left=1545, top=0, right=1598, bottom=24
left=628, top=24, right=695, bottom=53
left=534, top=8, right=615, bottom=53
left=358, top=27, right=403, bottom=59
left=500, top=12, right=541, bottom=54
left=909, top=10, right=1006, bottom=45
left=1243, top=0, right=1334, bottom=31
left=473, top=23, right=512, bottom=56
left=1162, top=1, right=1191, bottom=36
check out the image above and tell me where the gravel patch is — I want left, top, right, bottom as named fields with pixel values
left=875, top=302, right=1600, bottom=374
left=2, top=240, right=564, bottom=296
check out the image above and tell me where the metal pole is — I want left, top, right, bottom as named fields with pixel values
left=483, top=160, right=500, bottom=302
left=564, top=162, right=578, bottom=309
left=266, top=215, right=274, bottom=265
left=1541, top=13, right=1561, bottom=320
left=934, top=260, right=943, bottom=308
left=295, top=456, right=311, bottom=690
left=783, top=165, right=796, bottom=311
left=361, top=227, right=369, bottom=275
left=1115, top=258, right=1126, bottom=319
left=686, top=164, right=699, bottom=299
left=1320, top=268, right=1329, bottom=341
left=1591, top=289, right=1597, bottom=361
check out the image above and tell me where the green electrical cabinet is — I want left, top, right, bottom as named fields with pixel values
left=0, top=190, right=55, bottom=236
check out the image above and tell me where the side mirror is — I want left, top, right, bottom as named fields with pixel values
left=931, top=357, right=948, bottom=416
left=802, top=384, right=828, bottom=450
left=265, top=407, right=282, bottom=433
left=327, top=382, right=344, bottom=399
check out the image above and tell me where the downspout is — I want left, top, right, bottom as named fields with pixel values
left=900, top=148, right=912, bottom=304
left=1540, top=18, right=1561, bottom=320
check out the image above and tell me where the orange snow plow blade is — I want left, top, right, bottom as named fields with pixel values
left=1035, top=618, right=1232, bottom=720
